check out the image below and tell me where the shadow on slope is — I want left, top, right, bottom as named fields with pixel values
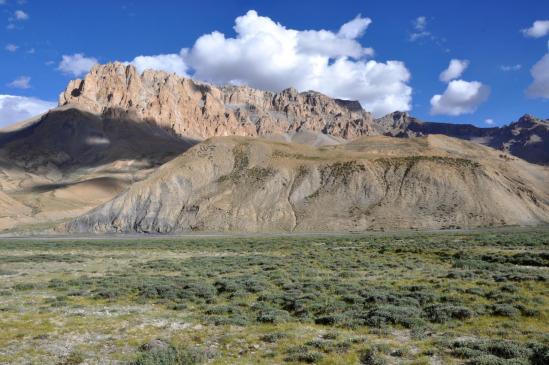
left=0, top=106, right=198, bottom=173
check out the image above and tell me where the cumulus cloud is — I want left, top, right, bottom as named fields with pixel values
left=7, top=75, right=31, bottom=89
left=5, top=43, right=18, bottom=52
left=129, top=53, right=188, bottom=76
left=180, top=10, right=410, bottom=116
left=526, top=53, right=549, bottom=98
left=485, top=118, right=495, bottom=125
left=58, top=53, right=98, bottom=77
left=0, top=95, right=55, bottom=127
left=522, top=20, right=549, bottom=38
left=430, top=80, right=490, bottom=116
left=14, top=10, right=28, bottom=20
left=439, top=59, right=469, bottom=82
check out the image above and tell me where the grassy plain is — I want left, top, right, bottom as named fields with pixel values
left=0, top=229, right=547, bottom=364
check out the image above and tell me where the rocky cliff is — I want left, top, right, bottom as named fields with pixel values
left=63, top=135, right=549, bottom=233
left=59, top=62, right=375, bottom=140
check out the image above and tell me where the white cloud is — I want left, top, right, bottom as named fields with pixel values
left=485, top=118, right=495, bottom=125
left=338, top=15, right=371, bottom=39
left=14, top=10, right=28, bottom=20
left=0, top=1, right=6, bottom=5
left=500, top=64, right=522, bottom=71
left=439, top=59, right=469, bottom=82
left=526, top=53, right=549, bottom=98
left=179, top=10, right=410, bottom=116
left=129, top=53, right=188, bottom=76
left=410, top=16, right=431, bottom=41
left=5, top=43, right=18, bottom=52
left=414, top=16, right=427, bottom=31
left=430, top=79, right=490, bottom=116
left=0, top=95, right=55, bottom=127
left=58, top=53, right=98, bottom=77
left=8, top=75, right=31, bottom=89
left=522, top=20, right=549, bottom=38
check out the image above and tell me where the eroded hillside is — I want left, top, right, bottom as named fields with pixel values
left=63, top=135, right=549, bottom=233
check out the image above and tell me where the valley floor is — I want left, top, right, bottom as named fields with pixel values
left=0, top=229, right=547, bottom=364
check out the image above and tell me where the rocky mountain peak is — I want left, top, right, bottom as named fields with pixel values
left=515, top=114, right=547, bottom=126
left=58, top=62, right=375, bottom=140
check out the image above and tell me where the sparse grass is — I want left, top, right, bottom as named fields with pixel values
left=0, top=228, right=547, bottom=364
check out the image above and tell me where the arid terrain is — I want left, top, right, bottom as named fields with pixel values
left=63, top=134, right=549, bottom=233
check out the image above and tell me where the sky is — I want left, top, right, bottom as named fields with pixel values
left=1, top=0, right=548, bottom=128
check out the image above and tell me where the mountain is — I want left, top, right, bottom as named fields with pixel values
left=1, top=62, right=548, bottom=233
left=375, top=112, right=549, bottom=165
left=59, top=62, right=376, bottom=140
left=0, top=105, right=195, bottom=231
left=62, top=135, right=549, bottom=233
left=58, top=63, right=548, bottom=165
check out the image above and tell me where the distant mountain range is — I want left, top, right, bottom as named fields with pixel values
left=0, top=62, right=547, bottom=233
left=375, top=111, right=548, bottom=165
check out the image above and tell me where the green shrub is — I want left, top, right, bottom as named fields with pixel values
left=260, top=332, right=287, bottom=343
left=130, top=344, right=206, bottom=365
left=256, top=308, right=291, bottom=324
left=529, top=343, right=549, bottom=365
left=491, top=304, right=520, bottom=317
left=424, top=304, right=474, bottom=323
left=450, top=339, right=533, bottom=363
left=285, top=346, right=323, bottom=363
left=365, top=305, right=424, bottom=328
left=359, top=347, right=387, bottom=365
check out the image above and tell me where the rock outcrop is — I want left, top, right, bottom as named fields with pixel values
left=63, top=135, right=549, bottom=233
left=59, top=62, right=375, bottom=140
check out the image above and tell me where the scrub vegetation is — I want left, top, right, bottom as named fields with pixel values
left=0, top=228, right=547, bottom=364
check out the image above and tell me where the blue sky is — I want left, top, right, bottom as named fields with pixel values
left=1, top=0, right=548, bottom=127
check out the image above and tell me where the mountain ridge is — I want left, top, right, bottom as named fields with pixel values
left=376, top=112, right=549, bottom=165
left=57, top=62, right=548, bottom=165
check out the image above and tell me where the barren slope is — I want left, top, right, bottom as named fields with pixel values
left=0, top=105, right=196, bottom=231
left=63, top=135, right=549, bottom=233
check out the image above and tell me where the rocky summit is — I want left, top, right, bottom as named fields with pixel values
left=59, top=62, right=376, bottom=141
